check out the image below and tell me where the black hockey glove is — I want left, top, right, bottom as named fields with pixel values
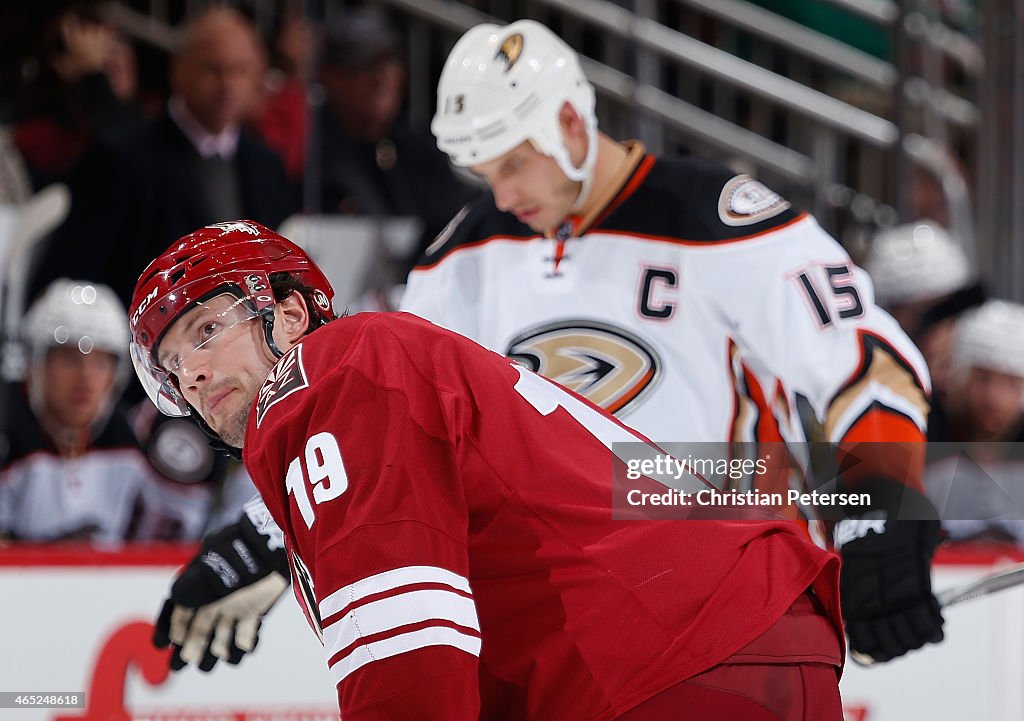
left=153, top=498, right=290, bottom=672
left=836, top=513, right=944, bottom=664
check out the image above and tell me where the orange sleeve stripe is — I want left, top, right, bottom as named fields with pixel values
left=837, top=406, right=926, bottom=491
left=842, top=407, right=925, bottom=444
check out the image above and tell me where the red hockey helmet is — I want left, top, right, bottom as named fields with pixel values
left=128, top=220, right=335, bottom=416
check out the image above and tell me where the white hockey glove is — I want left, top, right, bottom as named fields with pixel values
left=153, top=498, right=290, bottom=671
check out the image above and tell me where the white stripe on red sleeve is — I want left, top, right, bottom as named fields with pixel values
left=318, top=566, right=481, bottom=686
left=330, top=626, right=482, bottom=687
left=319, top=564, right=473, bottom=619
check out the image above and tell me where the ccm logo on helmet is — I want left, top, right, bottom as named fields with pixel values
left=131, top=286, right=159, bottom=329
left=506, top=320, right=661, bottom=416
left=496, top=33, right=524, bottom=72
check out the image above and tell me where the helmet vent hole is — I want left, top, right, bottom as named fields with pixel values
left=509, top=80, right=518, bottom=88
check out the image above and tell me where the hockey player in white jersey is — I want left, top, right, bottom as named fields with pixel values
left=0, top=279, right=216, bottom=541
left=403, top=19, right=942, bottom=665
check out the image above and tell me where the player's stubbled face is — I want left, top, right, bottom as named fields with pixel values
left=159, top=293, right=276, bottom=447
left=471, top=141, right=581, bottom=233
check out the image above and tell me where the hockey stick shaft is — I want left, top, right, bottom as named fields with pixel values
left=936, top=562, right=1024, bottom=609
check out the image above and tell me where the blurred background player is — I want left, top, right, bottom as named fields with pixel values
left=402, top=19, right=942, bottom=665
left=925, top=300, right=1024, bottom=545
left=863, top=220, right=986, bottom=401
left=0, top=279, right=139, bottom=541
left=0, top=279, right=211, bottom=542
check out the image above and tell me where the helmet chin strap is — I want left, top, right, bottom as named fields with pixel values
left=261, top=311, right=285, bottom=359
left=551, top=120, right=599, bottom=214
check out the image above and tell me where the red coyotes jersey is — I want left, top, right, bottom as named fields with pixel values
left=244, top=312, right=840, bottom=721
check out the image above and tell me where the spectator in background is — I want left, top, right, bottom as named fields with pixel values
left=925, top=300, right=1024, bottom=544
left=864, top=220, right=985, bottom=400
left=252, top=8, right=314, bottom=183
left=13, top=4, right=140, bottom=190
left=30, top=6, right=295, bottom=308
left=315, top=9, right=476, bottom=284
left=929, top=301, right=1024, bottom=445
left=0, top=279, right=214, bottom=542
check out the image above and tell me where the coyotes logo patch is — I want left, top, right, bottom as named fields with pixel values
left=256, top=343, right=309, bottom=428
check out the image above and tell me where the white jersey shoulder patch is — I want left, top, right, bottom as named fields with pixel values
left=717, top=175, right=790, bottom=227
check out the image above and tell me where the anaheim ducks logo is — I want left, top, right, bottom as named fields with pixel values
left=506, top=321, right=660, bottom=415
left=495, top=33, right=524, bottom=73
left=256, top=343, right=308, bottom=428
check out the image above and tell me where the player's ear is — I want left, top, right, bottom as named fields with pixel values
left=558, top=101, right=587, bottom=165
left=558, top=101, right=584, bottom=138
left=274, top=292, right=310, bottom=345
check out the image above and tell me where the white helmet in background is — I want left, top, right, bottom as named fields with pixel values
left=864, top=221, right=972, bottom=307
left=431, top=19, right=599, bottom=207
left=22, top=279, right=130, bottom=369
left=950, top=300, right=1024, bottom=379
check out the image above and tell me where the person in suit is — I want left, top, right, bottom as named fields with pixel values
left=314, top=9, right=476, bottom=282
left=31, top=6, right=296, bottom=308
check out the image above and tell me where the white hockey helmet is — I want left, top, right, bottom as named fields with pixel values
left=22, top=279, right=130, bottom=367
left=431, top=20, right=598, bottom=205
left=950, top=300, right=1024, bottom=379
left=864, top=221, right=972, bottom=307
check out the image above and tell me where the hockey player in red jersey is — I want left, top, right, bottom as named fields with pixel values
left=406, top=19, right=943, bottom=666
left=133, top=221, right=844, bottom=720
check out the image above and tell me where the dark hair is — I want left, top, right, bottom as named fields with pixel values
left=269, top=272, right=337, bottom=331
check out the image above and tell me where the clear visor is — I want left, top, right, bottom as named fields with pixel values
left=131, top=293, right=262, bottom=417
